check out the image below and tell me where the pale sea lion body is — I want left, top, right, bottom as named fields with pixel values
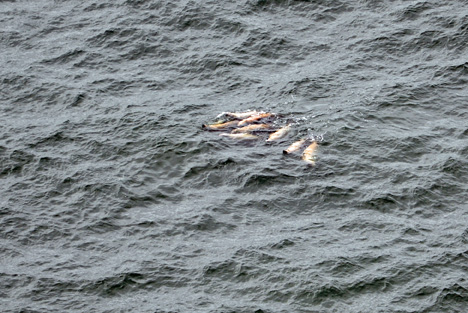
left=231, top=124, right=271, bottom=133
left=266, top=124, right=291, bottom=142
left=302, top=141, right=319, bottom=165
left=219, top=133, right=259, bottom=140
left=202, top=120, right=239, bottom=130
left=283, top=138, right=306, bottom=154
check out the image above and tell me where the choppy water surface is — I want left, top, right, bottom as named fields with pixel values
left=1, top=0, right=468, bottom=312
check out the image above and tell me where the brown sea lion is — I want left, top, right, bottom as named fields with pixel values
left=238, top=112, right=274, bottom=126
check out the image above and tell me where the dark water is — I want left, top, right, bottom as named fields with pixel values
left=1, top=0, right=468, bottom=312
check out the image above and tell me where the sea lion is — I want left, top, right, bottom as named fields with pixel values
left=283, top=138, right=307, bottom=154
left=219, top=133, right=259, bottom=140
left=302, top=141, right=318, bottom=165
left=266, top=124, right=291, bottom=142
left=217, top=110, right=261, bottom=120
left=238, top=112, right=274, bottom=126
left=202, top=120, right=239, bottom=130
left=231, top=124, right=271, bottom=133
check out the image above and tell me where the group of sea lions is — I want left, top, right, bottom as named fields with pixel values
left=202, top=110, right=319, bottom=165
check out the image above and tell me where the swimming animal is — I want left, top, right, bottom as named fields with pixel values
left=218, top=110, right=260, bottom=120
left=302, top=141, right=319, bottom=165
left=238, top=112, right=274, bottom=126
left=266, top=124, right=291, bottom=142
left=231, top=124, right=271, bottom=133
left=283, top=138, right=307, bottom=154
left=202, top=120, right=239, bottom=130
left=219, top=133, right=259, bottom=140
